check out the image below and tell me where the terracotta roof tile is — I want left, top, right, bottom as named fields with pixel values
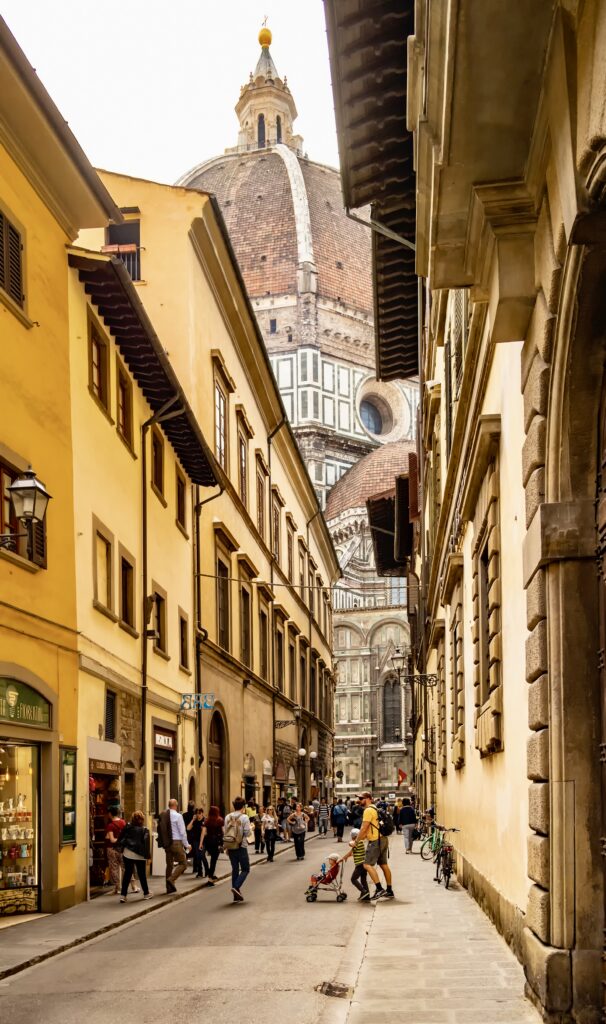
left=325, top=440, right=417, bottom=521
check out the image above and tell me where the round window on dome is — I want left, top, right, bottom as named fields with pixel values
left=360, top=399, right=383, bottom=435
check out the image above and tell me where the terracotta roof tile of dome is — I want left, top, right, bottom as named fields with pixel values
left=325, top=440, right=417, bottom=522
left=189, top=153, right=298, bottom=296
left=183, top=153, right=373, bottom=313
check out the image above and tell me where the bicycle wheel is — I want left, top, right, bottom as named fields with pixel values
left=435, top=855, right=443, bottom=884
left=420, top=838, right=433, bottom=861
left=443, top=850, right=452, bottom=889
left=432, top=840, right=442, bottom=864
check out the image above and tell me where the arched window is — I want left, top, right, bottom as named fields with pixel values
left=276, top=115, right=282, bottom=143
left=383, top=679, right=402, bottom=743
left=258, top=113, right=266, bottom=148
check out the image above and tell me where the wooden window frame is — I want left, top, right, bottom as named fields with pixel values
left=240, top=580, right=252, bottom=668
left=150, top=427, right=165, bottom=504
left=116, top=355, right=134, bottom=452
left=178, top=607, right=191, bottom=673
left=286, top=525, right=295, bottom=583
left=216, top=552, right=231, bottom=652
left=259, top=600, right=269, bottom=680
left=275, top=623, right=285, bottom=692
left=152, top=581, right=169, bottom=659
left=118, top=543, right=138, bottom=637
left=92, top=515, right=116, bottom=621
left=288, top=632, right=297, bottom=702
left=214, top=378, right=228, bottom=472
left=0, top=203, right=25, bottom=314
left=255, top=455, right=268, bottom=541
left=175, top=466, right=188, bottom=537
left=471, top=458, right=503, bottom=758
left=238, top=431, right=248, bottom=508
left=271, top=495, right=281, bottom=564
left=88, top=313, right=112, bottom=419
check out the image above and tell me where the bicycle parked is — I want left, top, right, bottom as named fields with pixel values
left=435, top=827, right=460, bottom=888
left=419, top=821, right=444, bottom=862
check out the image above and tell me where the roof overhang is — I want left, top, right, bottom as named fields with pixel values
left=0, top=17, right=120, bottom=236
left=68, top=250, right=219, bottom=488
left=324, top=0, right=418, bottom=380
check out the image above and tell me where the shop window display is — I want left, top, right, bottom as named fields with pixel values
left=0, top=744, right=38, bottom=915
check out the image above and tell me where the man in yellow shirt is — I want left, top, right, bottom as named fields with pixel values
left=356, top=792, right=394, bottom=900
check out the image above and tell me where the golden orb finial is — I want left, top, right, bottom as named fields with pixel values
left=259, top=22, right=272, bottom=49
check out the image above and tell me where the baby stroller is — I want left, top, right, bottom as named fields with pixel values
left=305, top=856, right=347, bottom=902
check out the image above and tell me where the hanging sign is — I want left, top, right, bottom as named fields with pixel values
left=180, top=693, right=215, bottom=711
left=154, top=730, right=175, bottom=751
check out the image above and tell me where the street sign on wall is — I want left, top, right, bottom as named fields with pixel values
left=180, top=693, right=215, bottom=711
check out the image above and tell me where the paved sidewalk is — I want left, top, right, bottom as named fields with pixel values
left=0, top=832, right=320, bottom=979
left=331, top=838, right=540, bottom=1024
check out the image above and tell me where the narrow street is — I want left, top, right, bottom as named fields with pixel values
left=0, top=837, right=538, bottom=1024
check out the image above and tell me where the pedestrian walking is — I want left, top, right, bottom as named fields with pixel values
left=281, top=799, right=292, bottom=841
left=106, top=808, right=139, bottom=895
left=357, top=791, right=394, bottom=900
left=157, top=797, right=191, bottom=893
left=187, top=808, right=209, bottom=876
left=340, top=826, right=369, bottom=900
left=223, top=796, right=251, bottom=902
left=200, top=805, right=224, bottom=884
left=394, top=798, right=403, bottom=833
left=332, top=799, right=348, bottom=842
left=118, top=811, right=152, bottom=902
left=253, top=806, right=265, bottom=854
left=261, top=805, right=279, bottom=861
left=398, top=797, right=417, bottom=853
left=318, top=798, right=329, bottom=836
left=287, top=802, right=309, bottom=860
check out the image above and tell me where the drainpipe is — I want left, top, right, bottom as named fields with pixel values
left=193, top=483, right=224, bottom=769
left=267, top=417, right=287, bottom=799
left=140, top=395, right=184, bottom=776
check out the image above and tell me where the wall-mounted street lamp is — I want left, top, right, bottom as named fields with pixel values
left=298, top=747, right=307, bottom=757
left=0, top=470, right=52, bottom=561
left=275, top=704, right=303, bottom=729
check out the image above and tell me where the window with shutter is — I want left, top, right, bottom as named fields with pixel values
left=0, top=210, right=24, bottom=308
left=105, top=690, right=117, bottom=742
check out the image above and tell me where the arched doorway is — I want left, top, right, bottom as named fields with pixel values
left=188, top=775, right=196, bottom=806
left=535, top=238, right=606, bottom=1017
left=208, top=711, right=227, bottom=815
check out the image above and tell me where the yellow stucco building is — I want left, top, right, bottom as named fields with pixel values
left=0, top=18, right=118, bottom=914
left=78, top=174, right=339, bottom=826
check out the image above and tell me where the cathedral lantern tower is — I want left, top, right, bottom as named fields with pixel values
left=232, top=26, right=303, bottom=155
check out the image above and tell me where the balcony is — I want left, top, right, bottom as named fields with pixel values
left=101, top=243, right=141, bottom=282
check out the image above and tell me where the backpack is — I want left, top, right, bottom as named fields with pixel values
left=375, top=805, right=395, bottom=837
left=333, top=804, right=347, bottom=822
left=222, top=813, right=244, bottom=850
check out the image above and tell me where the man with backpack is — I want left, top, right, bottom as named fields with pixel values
left=357, top=791, right=395, bottom=900
left=223, top=796, right=251, bottom=902
left=332, top=799, right=348, bottom=842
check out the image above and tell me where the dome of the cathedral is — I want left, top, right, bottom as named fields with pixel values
left=324, top=440, right=417, bottom=522
left=180, top=152, right=373, bottom=316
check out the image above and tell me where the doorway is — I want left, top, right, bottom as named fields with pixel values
left=208, top=711, right=226, bottom=814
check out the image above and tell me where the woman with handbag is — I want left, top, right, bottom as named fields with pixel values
left=119, top=811, right=152, bottom=902
left=200, top=805, right=224, bottom=884
left=287, top=803, right=309, bottom=860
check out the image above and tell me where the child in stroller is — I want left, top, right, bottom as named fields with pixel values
left=305, top=852, right=347, bottom=902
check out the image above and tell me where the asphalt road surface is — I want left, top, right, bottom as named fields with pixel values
left=0, top=840, right=364, bottom=1024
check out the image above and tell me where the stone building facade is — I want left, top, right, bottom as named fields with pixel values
left=326, top=1, right=606, bottom=1020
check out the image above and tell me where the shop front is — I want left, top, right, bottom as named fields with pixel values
left=87, top=740, right=121, bottom=898
left=0, top=676, right=52, bottom=917
left=152, top=725, right=177, bottom=818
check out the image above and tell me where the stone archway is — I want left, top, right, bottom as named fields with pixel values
left=523, top=238, right=606, bottom=1019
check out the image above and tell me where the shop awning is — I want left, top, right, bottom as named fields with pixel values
left=68, top=250, right=219, bottom=488
left=324, top=0, right=418, bottom=380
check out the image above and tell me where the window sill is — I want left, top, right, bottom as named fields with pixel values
left=179, top=663, right=192, bottom=676
left=119, top=620, right=139, bottom=639
left=175, top=519, right=189, bottom=540
left=153, top=645, right=170, bottom=662
left=93, top=599, right=118, bottom=622
left=117, top=428, right=137, bottom=460
left=88, top=386, right=114, bottom=425
left=151, top=482, right=167, bottom=508
left=0, top=290, right=33, bottom=329
left=0, top=547, right=39, bottom=573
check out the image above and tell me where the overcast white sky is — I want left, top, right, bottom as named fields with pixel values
left=1, top=0, right=339, bottom=183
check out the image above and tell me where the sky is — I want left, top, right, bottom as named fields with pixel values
left=0, top=0, right=339, bottom=184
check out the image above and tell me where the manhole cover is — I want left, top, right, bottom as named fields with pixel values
left=315, top=981, right=351, bottom=999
